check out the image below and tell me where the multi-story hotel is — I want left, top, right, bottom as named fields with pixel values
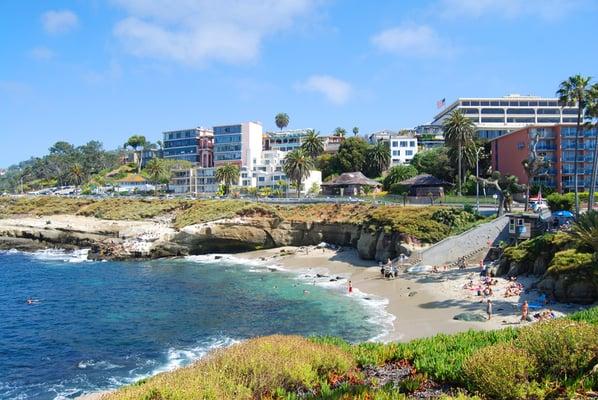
left=162, top=127, right=214, bottom=167
left=213, top=121, right=263, bottom=168
left=431, top=94, right=580, bottom=140
left=490, top=124, right=597, bottom=193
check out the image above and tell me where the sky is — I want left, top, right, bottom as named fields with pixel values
left=1, top=0, right=598, bottom=167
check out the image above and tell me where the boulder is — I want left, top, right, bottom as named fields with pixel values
left=150, top=241, right=189, bottom=258
left=357, top=229, right=378, bottom=260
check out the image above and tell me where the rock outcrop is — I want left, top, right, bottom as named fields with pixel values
left=0, top=214, right=416, bottom=263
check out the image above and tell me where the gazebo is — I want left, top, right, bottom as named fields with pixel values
left=397, top=174, right=451, bottom=197
left=321, top=172, right=381, bottom=196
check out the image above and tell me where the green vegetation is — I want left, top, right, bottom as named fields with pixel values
left=275, top=112, right=290, bottom=131
left=0, top=141, right=122, bottom=194
left=106, top=307, right=598, bottom=400
left=215, top=164, right=241, bottom=196
left=0, top=197, right=488, bottom=244
left=443, top=109, right=476, bottom=196
left=283, top=149, right=315, bottom=198
left=382, top=164, right=417, bottom=193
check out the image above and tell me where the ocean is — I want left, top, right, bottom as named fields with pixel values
left=0, top=250, right=390, bottom=399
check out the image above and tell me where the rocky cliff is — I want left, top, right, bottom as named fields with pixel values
left=0, top=214, right=418, bottom=262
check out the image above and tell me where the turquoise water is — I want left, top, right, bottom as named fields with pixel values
left=0, top=250, right=387, bottom=399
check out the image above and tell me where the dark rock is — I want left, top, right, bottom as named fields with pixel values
left=453, top=312, right=487, bottom=322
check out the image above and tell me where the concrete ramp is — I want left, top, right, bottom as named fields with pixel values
left=413, top=216, right=509, bottom=267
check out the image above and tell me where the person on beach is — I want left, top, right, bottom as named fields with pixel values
left=486, top=299, right=493, bottom=320
left=348, top=280, right=353, bottom=294
left=521, top=301, right=529, bottom=322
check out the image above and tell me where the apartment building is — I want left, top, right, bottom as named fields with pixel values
left=490, top=124, right=598, bottom=193
left=390, top=135, right=418, bottom=165
left=263, top=129, right=311, bottom=152
left=162, top=127, right=213, bottom=167
left=431, top=94, right=580, bottom=140
left=213, top=121, right=263, bottom=168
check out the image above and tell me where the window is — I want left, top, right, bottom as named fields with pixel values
left=462, top=108, right=479, bottom=114
left=393, top=150, right=400, bottom=156
left=481, top=108, right=503, bottom=114
left=399, top=141, right=408, bottom=147
left=258, top=177, right=265, bottom=182
left=409, top=141, right=416, bottom=147
left=406, top=150, right=413, bottom=156
left=392, top=141, right=398, bottom=148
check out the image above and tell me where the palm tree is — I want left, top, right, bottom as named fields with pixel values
left=352, top=127, right=359, bottom=136
left=301, top=129, right=324, bottom=159
left=367, top=142, right=391, bottom=176
left=333, top=127, right=346, bottom=137
left=124, top=134, right=148, bottom=173
left=68, top=163, right=85, bottom=187
left=443, top=110, right=475, bottom=196
left=283, top=149, right=314, bottom=198
left=557, top=75, right=592, bottom=217
left=275, top=113, right=289, bottom=131
left=145, top=158, right=168, bottom=195
left=215, top=164, right=240, bottom=196
left=586, top=83, right=598, bottom=211
left=571, top=210, right=598, bottom=261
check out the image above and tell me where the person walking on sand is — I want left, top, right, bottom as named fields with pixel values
left=486, top=299, right=493, bottom=320
left=348, top=280, right=353, bottom=294
left=521, top=301, right=529, bottom=322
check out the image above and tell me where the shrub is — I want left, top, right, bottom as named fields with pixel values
left=463, top=343, right=537, bottom=400
left=546, top=193, right=573, bottom=212
left=547, top=249, right=594, bottom=274
left=106, top=336, right=355, bottom=400
left=517, top=319, right=598, bottom=380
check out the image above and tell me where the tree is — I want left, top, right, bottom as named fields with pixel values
left=333, top=127, right=346, bottom=137
left=124, top=135, right=148, bottom=173
left=316, top=153, right=337, bottom=180
left=443, top=110, right=475, bottom=196
left=275, top=113, right=289, bottom=131
left=215, top=164, right=240, bottom=196
left=521, top=130, right=551, bottom=211
left=557, top=74, right=593, bottom=217
left=333, top=136, right=369, bottom=173
left=383, top=164, right=418, bottom=191
left=477, top=172, right=525, bottom=217
left=283, top=149, right=314, bottom=198
left=570, top=210, right=598, bottom=260
left=301, top=129, right=324, bottom=159
left=145, top=158, right=168, bottom=195
left=411, top=148, right=455, bottom=183
left=68, top=163, right=85, bottom=187
left=366, top=142, right=390, bottom=177
left=586, top=83, right=598, bottom=211
left=352, top=127, right=359, bottom=136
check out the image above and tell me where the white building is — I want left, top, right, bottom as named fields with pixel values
left=213, top=121, right=263, bottom=169
left=171, top=150, right=322, bottom=196
left=390, top=135, right=418, bottom=165
left=431, top=94, right=580, bottom=140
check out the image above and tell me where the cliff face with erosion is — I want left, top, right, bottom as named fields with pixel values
left=0, top=214, right=417, bottom=262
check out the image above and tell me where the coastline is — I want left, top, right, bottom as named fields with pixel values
left=239, top=245, right=584, bottom=342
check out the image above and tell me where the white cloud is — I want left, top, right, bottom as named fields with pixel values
left=371, top=24, right=453, bottom=57
left=41, top=10, right=79, bottom=34
left=28, top=47, right=55, bottom=61
left=437, top=0, right=586, bottom=20
left=295, top=75, right=352, bottom=105
left=112, top=0, right=317, bottom=65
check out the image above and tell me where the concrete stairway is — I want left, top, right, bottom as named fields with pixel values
left=409, top=216, right=509, bottom=267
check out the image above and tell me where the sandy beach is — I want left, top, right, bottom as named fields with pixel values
left=239, top=245, right=585, bottom=342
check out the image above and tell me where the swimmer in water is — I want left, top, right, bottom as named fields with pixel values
left=26, top=298, right=34, bottom=305
left=303, top=290, right=310, bottom=295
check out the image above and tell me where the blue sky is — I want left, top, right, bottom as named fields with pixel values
left=1, top=0, right=597, bottom=166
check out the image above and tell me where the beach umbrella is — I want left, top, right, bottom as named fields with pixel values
left=554, top=210, right=574, bottom=218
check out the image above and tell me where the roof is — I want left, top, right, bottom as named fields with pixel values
left=321, top=172, right=381, bottom=187
left=116, top=174, right=147, bottom=183
left=397, top=174, right=451, bottom=187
